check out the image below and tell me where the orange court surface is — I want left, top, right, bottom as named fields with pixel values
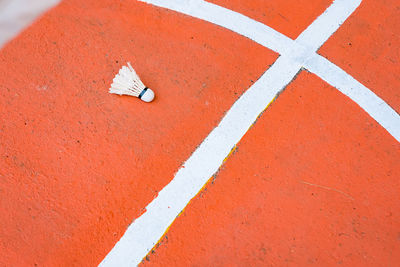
left=0, top=0, right=399, bottom=266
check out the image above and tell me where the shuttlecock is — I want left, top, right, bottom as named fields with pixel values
left=109, top=62, right=155, bottom=102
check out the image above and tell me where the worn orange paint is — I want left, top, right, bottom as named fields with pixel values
left=0, top=0, right=277, bottom=265
left=207, top=0, right=333, bottom=39
left=142, top=71, right=400, bottom=266
left=319, top=0, right=400, bottom=112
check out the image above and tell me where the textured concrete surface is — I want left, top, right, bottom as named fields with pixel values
left=0, top=0, right=399, bottom=266
left=142, top=71, right=400, bottom=266
left=0, top=0, right=276, bottom=265
left=319, top=0, right=400, bottom=111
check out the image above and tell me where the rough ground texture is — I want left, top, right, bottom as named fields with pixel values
left=0, top=0, right=399, bottom=266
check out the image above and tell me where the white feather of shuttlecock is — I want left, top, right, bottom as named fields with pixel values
left=109, top=62, right=146, bottom=97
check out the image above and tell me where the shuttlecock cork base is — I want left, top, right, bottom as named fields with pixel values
left=109, top=62, right=155, bottom=102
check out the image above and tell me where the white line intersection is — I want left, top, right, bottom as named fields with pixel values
left=101, top=0, right=400, bottom=265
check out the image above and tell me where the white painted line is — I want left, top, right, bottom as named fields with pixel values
left=305, top=54, right=400, bottom=141
left=295, top=0, right=362, bottom=51
left=100, top=56, right=302, bottom=267
left=0, top=0, right=61, bottom=49
left=137, top=0, right=292, bottom=54
left=136, top=0, right=399, bottom=141
left=100, top=0, right=400, bottom=265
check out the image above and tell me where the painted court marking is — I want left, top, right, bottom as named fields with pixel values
left=101, top=0, right=400, bottom=266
